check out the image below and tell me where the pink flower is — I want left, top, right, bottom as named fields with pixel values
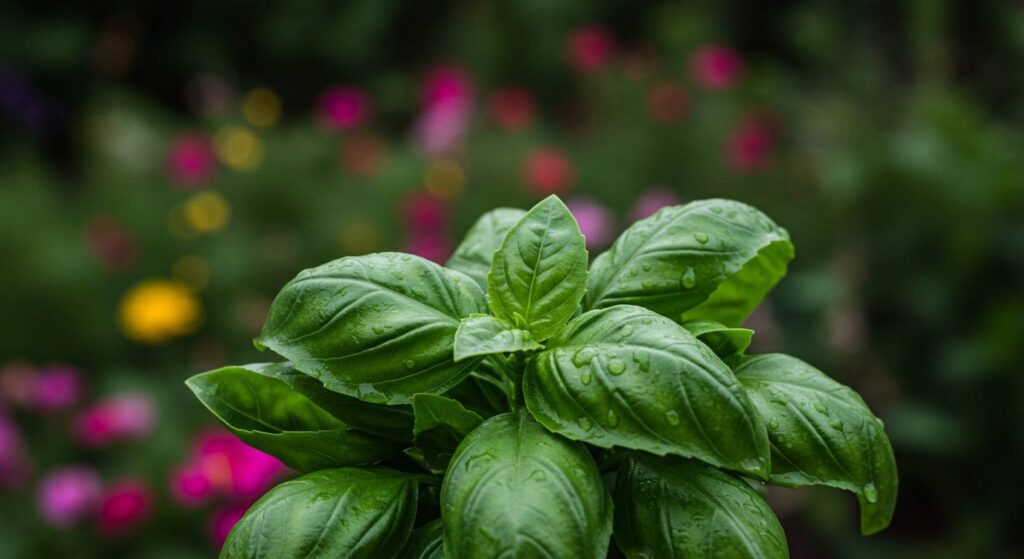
left=690, top=44, right=745, bottom=90
left=37, top=466, right=102, bottom=527
left=317, top=87, right=371, bottom=130
left=166, top=134, right=217, bottom=186
left=211, top=503, right=249, bottom=547
left=402, top=234, right=452, bottom=264
left=170, top=462, right=213, bottom=506
left=400, top=190, right=448, bottom=234
left=646, top=82, right=689, bottom=124
left=567, top=197, right=615, bottom=249
left=84, top=215, right=138, bottom=272
left=97, top=480, right=152, bottom=536
left=196, top=430, right=285, bottom=498
left=29, top=365, right=82, bottom=412
left=631, top=189, right=681, bottom=220
left=490, top=87, right=535, bottom=131
left=522, top=148, right=575, bottom=195
left=566, top=26, right=615, bottom=71
left=0, top=411, right=30, bottom=487
left=724, top=115, right=777, bottom=173
left=413, top=66, right=474, bottom=156
left=74, top=393, right=157, bottom=447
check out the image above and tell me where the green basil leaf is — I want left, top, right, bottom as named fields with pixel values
left=186, top=366, right=401, bottom=472
left=412, top=393, right=484, bottom=471
left=442, top=412, right=612, bottom=558
left=614, top=454, right=788, bottom=559
left=524, top=305, right=770, bottom=478
left=256, top=252, right=488, bottom=405
left=445, top=360, right=512, bottom=417
left=488, top=195, right=588, bottom=340
left=585, top=199, right=793, bottom=327
left=453, top=314, right=543, bottom=362
left=247, top=362, right=413, bottom=442
left=400, top=519, right=444, bottom=559
left=447, top=208, right=527, bottom=289
left=733, top=353, right=898, bottom=535
left=221, top=468, right=419, bottom=559
left=683, top=319, right=754, bottom=358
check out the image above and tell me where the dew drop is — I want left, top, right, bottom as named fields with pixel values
left=642, top=263, right=652, bottom=272
left=580, top=371, right=593, bottom=385
left=621, top=325, right=634, bottom=337
left=632, top=350, right=650, bottom=372
left=694, top=232, right=709, bottom=244
left=768, top=417, right=780, bottom=429
left=373, top=325, right=386, bottom=335
left=862, top=483, right=879, bottom=504
left=578, top=417, right=593, bottom=431
left=606, top=410, right=619, bottom=427
left=665, top=410, right=680, bottom=426
left=528, top=469, right=548, bottom=482
left=403, top=359, right=416, bottom=369
left=711, top=206, right=723, bottom=214
left=572, top=348, right=597, bottom=367
left=608, top=359, right=627, bottom=375
left=642, top=280, right=655, bottom=289
left=830, top=419, right=845, bottom=431
left=681, top=268, right=697, bottom=289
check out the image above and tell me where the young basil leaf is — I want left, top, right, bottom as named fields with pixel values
left=524, top=305, right=770, bottom=478
left=221, top=468, right=419, bottom=559
left=614, top=454, right=788, bottom=559
left=256, top=253, right=488, bottom=405
left=186, top=366, right=402, bottom=472
left=442, top=412, right=612, bottom=558
left=488, top=195, right=588, bottom=340
left=412, top=393, right=484, bottom=471
left=447, top=208, right=527, bottom=289
left=584, top=199, right=793, bottom=327
left=453, top=314, right=543, bottom=362
left=682, top=319, right=754, bottom=358
left=733, top=353, right=898, bottom=535
left=400, top=519, right=444, bottom=559
left=248, top=362, right=413, bottom=442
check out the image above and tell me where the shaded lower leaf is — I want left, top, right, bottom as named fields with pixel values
left=400, top=519, right=445, bottom=559
left=248, top=362, right=414, bottom=442
left=614, top=454, right=788, bottom=559
left=221, top=468, right=419, bottom=559
left=441, top=412, right=612, bottom=558
left=682, top=319, right=754, bottom=358
left=447, top=207, right=527, bottom=290
left=187, top=365, right=401, bottom=472
left=412, top=393, right=484, bottom=471
left=524, top=305, right=770, bottom=478
left=453, top=314, right=542, bottom=362
left=733, top=353, right=898, bottom=535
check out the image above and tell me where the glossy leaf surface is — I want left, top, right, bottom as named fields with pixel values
left=585, top=199, right=792, bottom=327
left=256, top=253, right=487, bottom=405
left=412, top=393, right=484, bottom=471
left=488, top=195, right=588, bottom=340
left=734, top=353, right=898, bottom=534
left=614, top=454, right=788, bottom=559
left=524, top=305, right=770, bottom=478
left=453, top=314, right=542, bottom=362
left=447, top=208, right=527, bottom=289
left=187, top=365, right=401, bottom=471
left=441, top=412, right=612, bottom=559
left=221, top=468, right=418, bottom=559
left=400, top=519, right=444, bottom=559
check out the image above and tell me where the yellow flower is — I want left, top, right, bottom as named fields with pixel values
left=118, top=280, right=203, bottom=344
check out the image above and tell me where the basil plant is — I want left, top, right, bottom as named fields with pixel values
left=188, top=196, right=897, bottom=558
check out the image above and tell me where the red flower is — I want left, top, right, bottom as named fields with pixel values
left=566, top=26, right=615, bottom=71
left=522, top=148, right=575, bottom=195
left=96, top=480, right=152, bottom=536
left=690, top=45, right=745, bottom=90
left=490, top=87, right=536, bottom=131
left=725, top=115, right=778, bottom=173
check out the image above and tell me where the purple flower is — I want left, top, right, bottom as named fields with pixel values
left=317, top=87, right=371, bottom=130
left=690, top=44, right=745, bottom=90
left=413, top=66, right=474, bottom=156
left=74, top=393, right=157, bottom=447
left=631, top=189, right=681, bottom=220
left=567, top=197, right=616, bottom=249
left=29, top=365, right=82, bottom=412
left=37, top=466, right=102, bottom=528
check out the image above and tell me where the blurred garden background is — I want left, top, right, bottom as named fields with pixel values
left=1, top=0, right=1023, bottom=557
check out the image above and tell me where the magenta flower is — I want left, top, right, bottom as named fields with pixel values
left=413, top=66, right=473, bottom=156
left=96, top=480, right=152, bottom=536
left=29, top=365, right=82, bottom=412
left=690, top=44, right=745, bottom=90
left=567, top=197, right=615, bottom=249
left=0, top=411, right=29, bottom=487
left=211, top=503, right=249, bottom=547
left=166, top=134, right=217, bottom=186
left=725, top=116, right=777, bottom=173
left=522, top=148, right=575, bottom=196
left=631, top=189, right=681, bottom=220
left=37, top=466, right=102, bottom=528
left=317, top=87, right=371, bottom=130
left=74, top=393, right=157, bottom=447
left=196, top=430, right=286, bottom=498
left=402, top=234, right=453, bottom=264
left=490, top=87, right=535, bottom=131
left=566, top=26, right=615, bottom=71
left=400, top=190, right=449, bottom=234
left=170, top=461, right=213, bottom=506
